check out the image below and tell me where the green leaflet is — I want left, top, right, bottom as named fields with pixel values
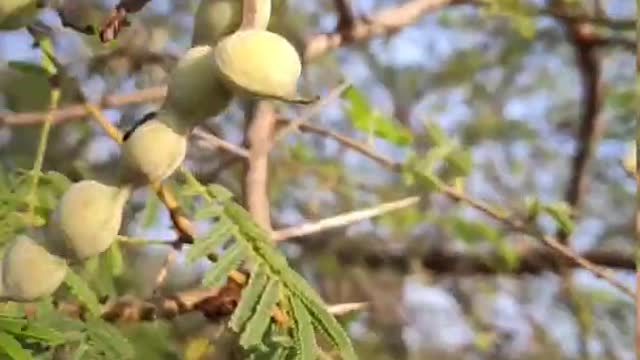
left=207, top=184, right=234, bottom=202
left=186, top=219, right=235, bottom=263
left=239, top=280, right=281, bottom=349
left=224, top=203, right=290, bottom=271
left=0, top=316, right=67, bottom=346
left=202, top=241, right=247, bottom=287
left=230, top=264, right=269, bottom=332
left=0, top=317, right=26, bottom=333
left=85, top=318, right=135, bottom=360
left=63, top=269, right=101, bottom=318
left=0, top=331, right=31, bottom=360
left=282, top=271, right=356, bottom=360
left=105, top=241, right=124, bottom=276
left=343, top=86, right=413, bottom=146
left=541, top=202, right=574, bottom=234
left=192, top=203, right=224, bottom=221
left=290, top=297, right=316, bottom=360
left=141, top=190, right=161, bottom=228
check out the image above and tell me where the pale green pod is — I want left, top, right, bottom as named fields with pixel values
left=163, top=45, right=232, bottom=125
left=214, top=29, right=312, bottom=104
left=120, top=110, right=188, bottom=186
left=191, top=0, right=271, bottom=47
left=0, top=0, right=39, bottom=30
left=46, top=180, right=131, bottom=260
left=1, top=235, right=67, bottom=302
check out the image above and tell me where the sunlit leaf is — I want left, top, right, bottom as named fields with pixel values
left=343, top=87, right=413, bottom=146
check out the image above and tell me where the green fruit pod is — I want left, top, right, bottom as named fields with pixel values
left=192, top=0, right=271, bottom=47
left=1, top=235, right=67, bottom=302
left=120, top=110, right=188, bottom=186
left=46, top=180, right=131, bottom=260
left=214, top=29, right=314, bottom=104
left=0, top=0, right=39, bottom=30
left=163, top=45, right=232, bottom=126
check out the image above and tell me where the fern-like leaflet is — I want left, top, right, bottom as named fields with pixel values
left=230, top=264, right=269, bottom=332
left=239, top=279, right=281, bottom=348
left=181, top=172, right=358, bottom=360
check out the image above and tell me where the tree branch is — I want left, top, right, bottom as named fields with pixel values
left=303, top=0, right=465, bottom=61
left=334, top=246, right=634, bottom=274
left=556, top=18, right=606, bottom=358
left=52, top=280, right=364, bottom=322
left=0, top=86, right=167, bottom=126
left=242, top=101, right=277, bottom=230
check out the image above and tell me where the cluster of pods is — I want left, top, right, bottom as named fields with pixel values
left=1, top=0, right=306, bottom=302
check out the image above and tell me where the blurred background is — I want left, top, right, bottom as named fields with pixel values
left=0, top=0, right=636, bottom=359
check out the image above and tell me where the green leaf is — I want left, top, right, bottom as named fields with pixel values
left=420, top=143, right=455, bottom=172
left=40, top=171, right=71, bottom=194
left=447, top=218, right=500, bottom=244
left=239, top=280, right=281, bottom=349
left=186, top=219, right=235, bottom=263
left=444, top=149, right=472, bottom=177
left=193, top=204, right=224, bottom=221
left=424, top=123, right=450, bottom=147
left=141, top=192, right=161, bottom=228
left=282, top=271, right=356, bottom=360
left=290, top=297, right=316, bottom=360
left=14, top=322, right=66, bottom=346
left=64, top=269, right=101, bottom=318
left=542, top=202, right=574, bottom=234
left=0, top=331, right=32, bottom=360
left=413, top=170, right=445, bottom=192
left=202, top=242, right=247, bottom=287
left=85, top=318, right=135, bottom=360
left=207, top=184, right=235, bottom=202
left=230, top=265, right=269, bottom=332
left=344, top=87, right=413, bottom=146
left=105, top=241, right=124, bottom=276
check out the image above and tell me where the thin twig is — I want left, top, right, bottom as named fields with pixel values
left=273, top=82, right=351, bottom=145
left=192, top=128, right=250, bottom=158
left=27, top=84, right=61, bottom=215
left=326, top=302, right=368, bottom=316
left=99, top=0, right=152, bottom=42
left=272, top=196, right=420, bottom=242
left=443, top=187, right=634, bottom=297
left=276, top=117, right=399, bottom=170
left=333, top=0, right=356, bottom=31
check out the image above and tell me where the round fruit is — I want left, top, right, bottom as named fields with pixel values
left=120, top=110, right=188, bottom=186
left=192, top=0, right=271, bottom=47
left=214, top=29, right=311, bottom=103
left=46, top=180, right=131, bottom=260
left=163, top=45, right=232, bottom=125
left=1, top=235, right=67, bottom=302
left=0, top=0, right=39, bottom=30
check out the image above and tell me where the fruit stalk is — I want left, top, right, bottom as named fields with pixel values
left=239, top=0, right=269, bottom=30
